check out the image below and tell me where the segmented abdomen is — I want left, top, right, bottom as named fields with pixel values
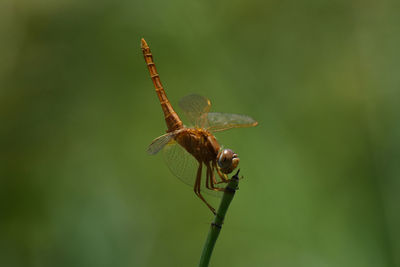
left=141, top=39, right=183, bottom=132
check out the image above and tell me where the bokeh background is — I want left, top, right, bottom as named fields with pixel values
left=1, top=0, right=399, bottom=266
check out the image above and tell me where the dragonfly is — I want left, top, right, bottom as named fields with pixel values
left=141, top=38, right=258, bottom=214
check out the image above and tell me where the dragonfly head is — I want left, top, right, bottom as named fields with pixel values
left=217, top=149, right=240, bottom=174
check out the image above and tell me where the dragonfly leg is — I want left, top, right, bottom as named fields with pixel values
left=205, top=163, right=211, bottom=189
left=214, top=161, right=230, bottom=184
left=205, top=162, right=225, bottom=192
left=194, top=162, right=216, bottom=214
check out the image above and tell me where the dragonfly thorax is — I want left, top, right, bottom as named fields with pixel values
left=175, top=128, right=220, bottom=163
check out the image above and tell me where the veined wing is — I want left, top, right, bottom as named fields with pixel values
left=147, top=132, right=176, bottom=155
left=163, top=140, right=223, bottom=198
left=207, top=112, right=258, bottom=132
left=178, top=94, right=211, bottom=128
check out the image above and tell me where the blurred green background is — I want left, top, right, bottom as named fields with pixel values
left=1, top=0, right=399, bottom=266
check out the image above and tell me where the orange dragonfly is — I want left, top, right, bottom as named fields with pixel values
left=141, top=38, right=258, bottom=214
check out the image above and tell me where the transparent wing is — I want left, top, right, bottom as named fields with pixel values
left=207, top=112, right=258, bottom=132
left=163, top=141, right=223, bottom=198
left=147, top=132, right=175, bottom=155
left=178, top=94, right=211, bottom=128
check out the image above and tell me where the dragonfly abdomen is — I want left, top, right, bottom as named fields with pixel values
left=141, top=38, right=183, bottom=132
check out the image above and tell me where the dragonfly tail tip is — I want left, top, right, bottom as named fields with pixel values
left=141, top=38, right=148, bottom=48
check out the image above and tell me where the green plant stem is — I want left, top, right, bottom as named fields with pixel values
left=198, top=169, right=240, bottom=267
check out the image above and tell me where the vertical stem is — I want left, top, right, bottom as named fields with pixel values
left=198, top=170, right=240, bottom=267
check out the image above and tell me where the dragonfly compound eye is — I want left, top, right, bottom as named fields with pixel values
left=218, top=149, right=240, bottom=174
